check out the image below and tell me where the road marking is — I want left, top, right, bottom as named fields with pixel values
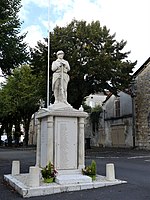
left=96, top=156, right=120, bottom=159
left=86, top=156, right=120, bottom=159
left=127, top=156, right=150, bottom=159
left=86, top=155, right=150, bottom=160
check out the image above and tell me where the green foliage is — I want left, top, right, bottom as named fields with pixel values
left=0, top=65, right=42, bottom=145
left=31, top=19, right=137, bottom=109
left=90, top=105, right=102, bottom=133
left=0, top=0, right=28, bottom=75
left=2, top=65, right=41, bottom=116
left=90, top=105, right=102, bottom=123
left=91, top=160, right=96, bottom=175
left=41, top=162, right=52, bottom=179
left=30, top=39, right=51, bottom=104
left=82, top=160, right=97, bottom=181
left=41, top=162, right=57, bottom=182
left=82, top=101, right=92, bottom=113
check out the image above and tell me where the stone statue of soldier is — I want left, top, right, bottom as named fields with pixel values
left=52, top=50, right=70, bottom=104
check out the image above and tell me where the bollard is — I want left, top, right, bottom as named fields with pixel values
left=106, top=163, right=115, bottom=181
left=28, top=166, right=40, bottom=187
left=11, top=161, right=20, bottom=176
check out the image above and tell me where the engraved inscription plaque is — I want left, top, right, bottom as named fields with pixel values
left=40, top=118, right=48, bottom=167
left=55, top=117, right=77, bottom=170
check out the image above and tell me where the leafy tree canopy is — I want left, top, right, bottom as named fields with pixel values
left=0, top=0, right=28, bottom=75
left=31, top=20, right=137, bottom=109
left=0, top=65, right=42, bottom=145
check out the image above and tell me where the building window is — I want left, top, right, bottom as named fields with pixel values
left=114, top=98, right=120, bottom=117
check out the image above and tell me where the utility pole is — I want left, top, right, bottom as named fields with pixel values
left=47, top=0, right=50, bottom=108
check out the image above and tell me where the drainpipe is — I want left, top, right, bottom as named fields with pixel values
left=103, top=109, right=106, bottom=135
left=132, top=96, right=136, bottom=147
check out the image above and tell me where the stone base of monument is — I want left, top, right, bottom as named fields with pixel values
left=4, top=173, right=126, bottom=198
left=4, top=106, right=127, bottom=198
left=55, top=174, right=92, bottom=184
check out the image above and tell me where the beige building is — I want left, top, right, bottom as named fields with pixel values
left=28, top=113, right=38, bottom=145
left=85, top=91, right=133, bottom=148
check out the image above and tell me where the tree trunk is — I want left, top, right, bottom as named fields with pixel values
left=5, top=122, right=13, bottom=146
left=14, top=120, right=21, bottom=146
left=23, top=116, right=31, bottom=146
left=0, top=124, right=4, bottom=146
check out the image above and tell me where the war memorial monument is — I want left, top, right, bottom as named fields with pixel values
left=4, top=51, right=126, bottom=198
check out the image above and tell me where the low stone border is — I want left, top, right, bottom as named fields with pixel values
left=4, top=174, right=127, bottom=198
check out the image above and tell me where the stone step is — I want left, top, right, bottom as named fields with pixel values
left=55, top=174, right=92, bottom=185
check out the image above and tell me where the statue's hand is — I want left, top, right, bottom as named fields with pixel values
left=58, top=62, right=62, bottom=68
left=61, top=60, right=66, bottom=66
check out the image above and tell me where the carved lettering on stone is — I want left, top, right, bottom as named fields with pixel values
left=55, top=117, right=77, bottom=170
left=40, top=118, right=48, bottom=167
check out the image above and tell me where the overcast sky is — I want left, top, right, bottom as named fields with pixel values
left=1, top=0, right=150, bottom=82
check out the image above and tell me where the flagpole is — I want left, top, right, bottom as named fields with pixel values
left=47, top=0, right=50, bottom=108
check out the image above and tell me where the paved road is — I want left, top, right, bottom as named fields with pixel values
left=0, top=147, right=150, bottom=200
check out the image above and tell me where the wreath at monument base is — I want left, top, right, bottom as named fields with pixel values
left=82, top=160, right=97, bottom=181
left=41, top=162, right=57, bottom=183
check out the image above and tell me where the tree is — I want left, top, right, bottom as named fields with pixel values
left=0, top=85, right=15, bottom=145
left=0, top=0, right=28, bottom=75
left=0, top=65, right=42, bottom=146
left=31, top=20, right=137, bottom=109
left=30, top=40, right=50, bottom=105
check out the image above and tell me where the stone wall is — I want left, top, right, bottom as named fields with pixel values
left=28, top=113, right=38, bottom=145
left=102, top=117, right=133, bottom=147
left=134, top=63, right=150, bottom=149
left=85, top=115, right=133, bottom=148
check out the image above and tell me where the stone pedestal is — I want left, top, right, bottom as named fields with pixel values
left=11, top=161, right=20, bottom=176
left=29, top=166, right=40, bottom=187
left=106, top=163, right=115, bottom=181
left=36, top=105, right=91, bottom=183
left=4, top=105, right=126, bottom=198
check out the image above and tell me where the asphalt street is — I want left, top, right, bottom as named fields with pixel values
left=0, top=147, right=150, bottom=200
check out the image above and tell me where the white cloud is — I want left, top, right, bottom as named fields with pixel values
left=51, top=0, right=73, bottom=11
left=20, top=0, right=48, bottom=21
left=51, top=0, right=101, bottom=27
left=22, top=25, right=45, bottom=48
left=0, top=69, right=6, bottom=84
left=50, top=0, right=150, bottom=70
left=19, top=0, right=150, bottom=71
left=19, top=4, right=30, bottom=21
left=96, top=0, right=150, bottom=69
left=21, top=0, right=48, bottom=8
